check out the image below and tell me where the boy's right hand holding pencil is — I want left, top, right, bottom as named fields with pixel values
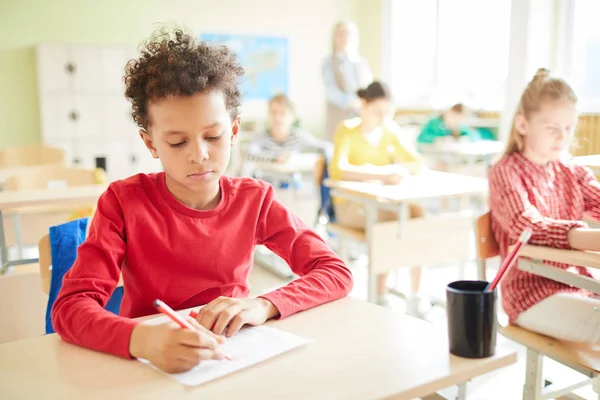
left=129, top=317, right=227, bottom=374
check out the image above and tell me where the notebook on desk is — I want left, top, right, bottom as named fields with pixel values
left=139, top=313, right=312, bottom=386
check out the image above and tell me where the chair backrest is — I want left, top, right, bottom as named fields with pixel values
left=0, top=145, right=65, bottom=168
left=4, top=165, right=106, bottom=191
left=38, top=234, right=52, bottom=295
left=313, top=154, right=335, bottom=222
left=40, top=218, right=123, bottom=334
left=475, top=211, right=500, bottom=260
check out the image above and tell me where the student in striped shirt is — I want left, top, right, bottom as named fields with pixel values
left=245, top=94, right=332, bottom=164
left=489, top=68, right=600, bottom=344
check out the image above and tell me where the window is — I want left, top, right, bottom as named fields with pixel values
left=569, top=0, right=600, bottom=111
left=389, top=0, right=511, bottom=110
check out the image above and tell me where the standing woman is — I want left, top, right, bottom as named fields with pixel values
left=322, top=20, right=373, bottom=141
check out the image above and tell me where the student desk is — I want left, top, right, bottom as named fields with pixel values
left=246, top=153, right=321, bottom=280
left=0, top=184, right=107, bottom=273
left=575, top=155, right=600, bottom=177
left=518, top=245, right=600, bottom=295
left=0, top=297, right=516, bottom=400
left=419, top=141, right=504, bottom=175
left=326, top=171, right=489, bottom=303
left=245, top=152, right=321, bottom=192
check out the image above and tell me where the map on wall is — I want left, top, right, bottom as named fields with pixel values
left=200, top=33, right=289, bottom=100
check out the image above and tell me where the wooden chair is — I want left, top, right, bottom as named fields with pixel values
left=0, top=145, right=65, bottom=168
left=475, top=211, right=600, bottom=399
left=3, top=165, right=105, bottom=191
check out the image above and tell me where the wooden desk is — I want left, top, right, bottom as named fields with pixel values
left=246, top=153, right=321, bottom=280
left=0, top=184, right=107, bottom=272
left=327, top=170, right=488, bottom=204
left=0, top=297, right=516, bottom=400
left=326, top=171, right=489, bottom=302
left=249, top=153, right=321, bottom=175
left=518, top=245, right=600, bottom=295
left=575, top=154, right=600, bottom=176
left=420, top=141, right=504, bottom=170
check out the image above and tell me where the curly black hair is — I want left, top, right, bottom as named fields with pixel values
left=124, top=27, right=244, bottom=130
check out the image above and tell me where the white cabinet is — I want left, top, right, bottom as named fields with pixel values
left=38, top=94, right=74, bottom=141
left=101, top=47, right=129, bottom=93
left=36, top=45, right=71, bottom=93
left=102, top=95, right=137, bottom=139
left=36, top=43, right=160, bottom=181
left=70, top=46, right=104, bottom=94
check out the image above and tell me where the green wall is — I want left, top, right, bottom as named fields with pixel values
left=0, top=0, right=366, bottom=148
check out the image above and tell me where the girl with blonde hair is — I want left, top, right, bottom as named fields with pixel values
left=489, top=68, right=600, bottom=343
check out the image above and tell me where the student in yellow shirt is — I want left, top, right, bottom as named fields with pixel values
left=328, top=81, right=426, bottom=313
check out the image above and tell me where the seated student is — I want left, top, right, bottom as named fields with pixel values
left=328, top=81, right=426, bottom=314
left=245, top=94, right=331, bottom=163
left=51, top=27, right=353, bottom=374
left=417, top=103, right=481, bottom=148
left=244, top=94, right=332, bottom=188
left=489, top=68, right=600, bottom=344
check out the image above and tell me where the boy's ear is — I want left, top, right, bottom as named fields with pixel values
left=139, top=129, right=159, bottom=159
left=514, top=114, right=528, bottom=136
left=230, top=117, right=240, bottom=147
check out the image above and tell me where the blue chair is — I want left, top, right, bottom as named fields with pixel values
left=42, top=217, right=123, bottom=334
left=314, top=151, right=336, bottom=225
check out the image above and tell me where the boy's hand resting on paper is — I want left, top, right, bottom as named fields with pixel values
left=129, top=317, right=226, bottom=373
left=194, top=297, right=280, bottom=338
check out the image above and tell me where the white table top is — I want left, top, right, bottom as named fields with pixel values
left=0, top=184, right=107, bottom=210
left=326, top=170, right=489, bottom=204
left=0, top=297, right=516, bottom=400
left=575, top=154, right=600, bottom=170
left=246, top=153, right=321, bottom=175
left=420, top=140, right=504, bottom=157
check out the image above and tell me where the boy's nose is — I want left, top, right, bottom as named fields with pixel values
left=189, top=141, right=209, bottom=163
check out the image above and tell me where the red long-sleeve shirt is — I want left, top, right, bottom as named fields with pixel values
left=489, top=152, right=600, bottom=323
left=52, top=173, right=353, bottom=358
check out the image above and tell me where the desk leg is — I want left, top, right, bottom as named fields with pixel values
left=456, top=382, right=467, bottom=400
left=592, top=376, right=600, bottom=400
left=0, top=210, right=7, bottom=274
left=365, top=202, right=378, bottom=303
left=11, top=214, right=23, bottom=260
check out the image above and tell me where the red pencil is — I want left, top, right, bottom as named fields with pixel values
left=485, top=228, right=533, bottom=293
left=154, top=299, right=231, bottom=360
left=154, top=299, right=196, bottom=330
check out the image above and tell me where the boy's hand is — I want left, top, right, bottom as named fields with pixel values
left=129, top=318, right=226, bottom=374
left=194, top=297, right=280, bottom=337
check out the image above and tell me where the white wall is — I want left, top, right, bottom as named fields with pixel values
left=499, top=0, right=563, bottom=140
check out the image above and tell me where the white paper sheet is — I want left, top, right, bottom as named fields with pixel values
left=138, top=313, right=312, bottom=386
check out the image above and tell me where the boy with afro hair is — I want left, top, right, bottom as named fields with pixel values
left=52, top=27, right=353, bottom=374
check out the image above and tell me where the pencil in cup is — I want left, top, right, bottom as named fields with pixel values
left=153, top=299, right=231, bottom=360
left=484, top=228, right=533, bottom=293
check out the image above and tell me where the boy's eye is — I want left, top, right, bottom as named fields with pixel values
left=169, top=141, right=186, bottom=148
left=207, top=134, right=223, bottom=141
